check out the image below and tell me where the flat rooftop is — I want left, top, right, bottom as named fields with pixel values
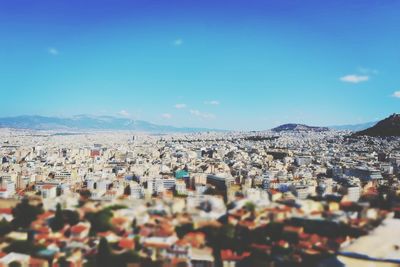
left=339, top=218, right=400, bottom=266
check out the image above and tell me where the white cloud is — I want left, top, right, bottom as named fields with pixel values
left=161, top=113, right=172, bottom=119
left=173, top=38, right=183, bottom=46
left=117, top=110, right=130, bottom=117
left=204, top=100, right=220, bottom=105
left=48, top=47, right=59, bottom=55
left=190, top=109, right=215, bottom=119
left=174, top=103, right=187, bottom=109
left=340, top=74, right=369, bottom=83
left=392, top=91, right=400, bottom=98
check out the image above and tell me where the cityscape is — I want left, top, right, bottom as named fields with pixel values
left=1, top=1, right=400, bottom=267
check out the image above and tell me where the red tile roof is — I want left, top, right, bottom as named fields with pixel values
left=42, top=185, right=56, bottom=190
left=119, top=238, right=135, bottom=250
left=71, top=224, right=88, bottom=234
left=0, top=208, right=12, bottom=214
left=221, top=250, right=251, bottom=261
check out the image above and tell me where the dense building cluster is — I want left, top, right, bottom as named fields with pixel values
left=1, top=128, right=400, bottom=267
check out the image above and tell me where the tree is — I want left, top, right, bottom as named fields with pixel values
left=4, top=240, right=45, bottom=255
left=244, top=202, right=256, bottom=215
left=56, top=187, right=62, bottom=196
left=175, top=223, right=194, bottom=239
left=115, top=251, right=140, bottom=266
left=63, top=210, right=80, bottom=226
left=134, top=236, right=142, bottom=251
left=0, top=219, right=12, bottom=236
left=9, top=262, right=22, bottom=267
left=79, top=189, right=91, bottom=199
left=12, top=198, right=43, bottom=229
left=50, top=204, right=64, bottom=232
left=85, top=208, right=113, bottom=234
left=97, top=237, right=112, bottom=267
left=124, top=184, right=131, bottom=196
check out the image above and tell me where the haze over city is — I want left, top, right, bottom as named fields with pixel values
left=1, top=0, right=399, bottom=130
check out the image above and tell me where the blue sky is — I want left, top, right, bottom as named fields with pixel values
left=0, top=0, right=399, bottom=130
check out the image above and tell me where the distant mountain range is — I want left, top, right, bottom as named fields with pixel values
left=329, top=121, right=377, bottom=131
left=355, top=114, right=400, bottom=137
left=272, top=123, right=329, bottom=132
left=0, top=115, right=221, bottom=133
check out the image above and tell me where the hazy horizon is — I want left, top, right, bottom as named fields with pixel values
left=0, top=112, right=382, bottom=132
